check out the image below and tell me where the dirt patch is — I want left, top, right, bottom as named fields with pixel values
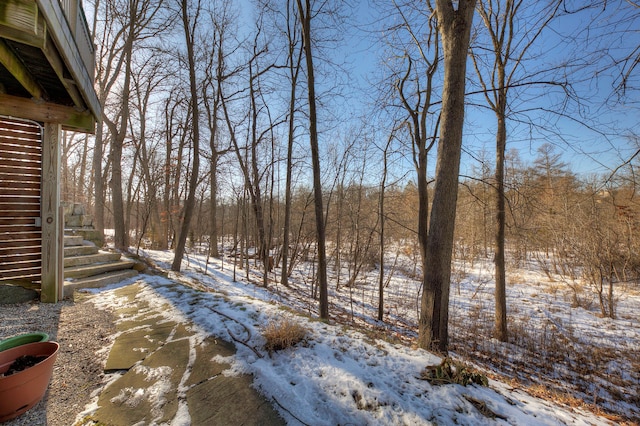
left=0, top=292, right=116, bottom=426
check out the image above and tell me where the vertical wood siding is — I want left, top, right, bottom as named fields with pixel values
left=0, top=117, right=42, bottom=281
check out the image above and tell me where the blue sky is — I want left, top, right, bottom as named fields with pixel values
left=233, top=0, right=638, bottom=179
left=357, top=1, right=637, bottom=177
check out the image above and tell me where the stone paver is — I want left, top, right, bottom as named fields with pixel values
left=187, top=374, right=283, bottom=425
left=185, top=338, right=236, bottom=387
left=104, top=322, right=179, bottom=371
left=88, top=282, right=284, bottom=426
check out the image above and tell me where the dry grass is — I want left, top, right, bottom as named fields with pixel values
left=526, top=383, right=585, bottom=407
left=448, top=302, right=640, bottom=424
left=421, top=357, right=488, bottom=387
left=524, top=383, right=633, bottom=425
left=262, top=317, right=308, bottom=354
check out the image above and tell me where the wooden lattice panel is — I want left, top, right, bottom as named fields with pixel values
left=0, top=117, right=42, bottom=281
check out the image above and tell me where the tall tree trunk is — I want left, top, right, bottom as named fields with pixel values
left=79, top=134, right=88, bottom=204
left=494, top=110, right=508, bottom=341
left=418, top=0, right=476, bottom=352
left=249, top=60, right=270, bottom=286
left=109, top=26, right=134, bottom=252
left=378, top=135, right=392, bottom=322
left=209, top=149, right=220, bottom=257
left=205, top=89, right=221, bottom=259
left=206, top=35, right=227, bottom=259
left=111, top=133, right=127, bottom=251
left=221, top=71, right=268, bottom=284
left=161, top=97, right=175, bottom=251
left=172, top=0, right=201, bottom=272
left=281, top=61, right=300, bottom=287
left=472, top=0, right=562, bottom=342
left=282, top=5, right=303, bottom=287
left=92, top=121, right=105, bottom=238
left=393, top=14, right=439, bottom=344
left=297, top=0, right=329, bottom=319
left=124, top=134, right=140, bottom=239
left=137, top=108, right=163, bottom=249
left=61, top=131, right=70, bottom=199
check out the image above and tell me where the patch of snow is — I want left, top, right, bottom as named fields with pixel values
left=84, top=246, right=637, bottom=425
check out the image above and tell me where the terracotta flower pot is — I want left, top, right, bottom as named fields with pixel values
left=0, top=332, right=49, bottom=352
left=0, top=341, right=59, bottom=422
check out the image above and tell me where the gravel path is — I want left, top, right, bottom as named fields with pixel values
left=1, top=292, right=115, bottom=426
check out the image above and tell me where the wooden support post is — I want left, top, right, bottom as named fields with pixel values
left=41, top=122, right=62, bottom=303
left=58, top=204, right=64, bottom=298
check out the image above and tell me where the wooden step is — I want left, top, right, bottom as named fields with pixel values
left=64, top=252, right=122, bottom=268
left=64, top=260, right=136, bottom=279
left=63, top=269, right=139, bottom=298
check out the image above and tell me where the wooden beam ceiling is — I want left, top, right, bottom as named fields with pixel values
left=0, top=39, right=43, bottom=100
left=1, top=0, right=101, bottom=128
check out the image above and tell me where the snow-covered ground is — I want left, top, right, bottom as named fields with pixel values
left=87, top=244, right=639, bottom=425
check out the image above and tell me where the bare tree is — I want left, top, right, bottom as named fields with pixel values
left=171, top=0, right=202, bottom=271
left=89, top=0, right=128, bottom=238
left=61, top=131, right=88, bottom=203
left=161, top=87, right=189, bottom=250
left=419, top=0, right=476, bottom=352
left=611, top=0, right=640, bottom=97
left=280, top=0, right=304, bottom=288
left=201, top=1, right=237, bottom=259
left=296, top=0, right=329, bottom=319
left=343, top=142, right=378, bottom=291
left=471, top=0, right=563, bottom=342
left=377, top=132, right=395, bottom=321
left=225, top=27, right=277, bottom=286
left=97, top=0, right=167, bottom=251
left=129, top=52, right=167, bottom=250
left=385, top=0, right=441, bottom=345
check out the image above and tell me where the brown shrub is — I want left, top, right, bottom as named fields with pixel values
left=262, top=317, right=308, bottom=353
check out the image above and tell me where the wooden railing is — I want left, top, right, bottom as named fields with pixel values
left=57, top=0, right=95, bottom=77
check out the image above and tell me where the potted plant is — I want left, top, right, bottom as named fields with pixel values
left=0, top=341, right=59, bottom=422
left=0, top=332, right=49, bottom=352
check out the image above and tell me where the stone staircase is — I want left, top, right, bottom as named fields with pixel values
left=63, top=235, right=140, bottom=298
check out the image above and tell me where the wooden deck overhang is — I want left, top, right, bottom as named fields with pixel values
left=0, top=0, right=100, bottom=302
left=0, top=0, right=100, bottom=132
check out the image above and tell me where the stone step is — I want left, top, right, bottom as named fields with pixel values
left=64, top=252, right=122, bottom=268
left=64, top=260, right=136, bottom=279
left=64, top=235, right=84, bottom=247
left=65, top=229, right=104, bottom=248
left=63, top=269, right=139, bottom=298
left=64, top=242, right=99, bottom=257
left=64, top=213, right=93, bottom=228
